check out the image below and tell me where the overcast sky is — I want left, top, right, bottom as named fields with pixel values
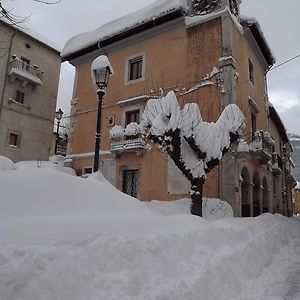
left=3, top=0, right=300, bottom=135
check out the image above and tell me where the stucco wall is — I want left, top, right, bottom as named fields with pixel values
left=0, top=21, right=61, bottom=162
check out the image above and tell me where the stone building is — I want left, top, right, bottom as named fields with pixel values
left=295, top=183, right=300, bottom=214
left=62, top=0, right=295, bottom=216
left=0, top=19, right=61, bottom=162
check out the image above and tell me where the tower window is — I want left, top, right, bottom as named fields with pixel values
left=8, top=133, right=19, bottom=147
left=15, top=91, right=25, bottom=104
left=248, top=59, right=254, bottom=85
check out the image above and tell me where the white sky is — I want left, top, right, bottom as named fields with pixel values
left=2, top=0, right=300, bottom=135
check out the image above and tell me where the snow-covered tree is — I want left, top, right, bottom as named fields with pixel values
left=140, top=91, right=245, bottom=217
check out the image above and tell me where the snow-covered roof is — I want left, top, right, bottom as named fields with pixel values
left=62, top=0, right=187, bottom=60
left=0, top=19, right=61, bottom=53
left=240, top=16, right=275, bottom=66
left=268, top=103, right=289, bottom=143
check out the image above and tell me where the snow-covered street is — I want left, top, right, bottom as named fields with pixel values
left=242, top=226, right=300, bottom=300
left=0, top=157, right=299, bottom=300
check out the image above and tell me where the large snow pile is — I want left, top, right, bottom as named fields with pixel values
left=0, top=155, right=16, bottom=172
left=1, top=157, right=300, bottom=300
left=146, top=198, right=234, bottom=221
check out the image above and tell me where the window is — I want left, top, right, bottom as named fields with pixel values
left=122, top=169, right=139, bottom=198
left=248, top=59, right=254, bottom=85
left=251, top=112, right=257, bottom=136
left=83, top=167, right=93, bottom=175
left=15, top=91, right=25, bottom=104
left=125, top=52, right=146, bottom=84
left=129, top=56, right=143, bottom=81
left=8, top=133, right=19, bottom=147
left=21, top=57, right=30, bottom=71
left=125, top=109, right=140, bottom=125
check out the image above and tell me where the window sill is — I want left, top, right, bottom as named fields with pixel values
left=7, top=144, right=20, bottom=150
left=8, top=98, right=31, bottom=110
left=125, top=77, right=145, bottom=86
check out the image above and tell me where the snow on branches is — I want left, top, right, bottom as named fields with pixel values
left=141, top=91, right=245, bottom=180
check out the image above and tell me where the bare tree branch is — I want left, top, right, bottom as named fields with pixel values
left=32, top=0, right=62, bottom=4
left=0, top=0, right=61, bottom=25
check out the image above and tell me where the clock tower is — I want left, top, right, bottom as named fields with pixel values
left=189, top=0, right=241, bottom=18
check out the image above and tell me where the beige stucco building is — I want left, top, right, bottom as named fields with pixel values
left=0, top=19, right=61, bottom=162
left=62, top=0, right=296, bottom=217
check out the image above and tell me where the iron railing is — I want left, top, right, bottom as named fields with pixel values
left=9, top=59, right=43, bottom=81
left=110, top=137, right=146, bottom=152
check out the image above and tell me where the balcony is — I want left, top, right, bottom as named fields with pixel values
left=237, top=131, right=274, bottom=164
left=8, top=59, right=43, bottom=86
left=248, top=131, right=274, bottom=164
left=111, top=137, right=146, bottom=153
left=271, top=153, right=282, bottom=176
left=110, top=123, right=147, bottom=155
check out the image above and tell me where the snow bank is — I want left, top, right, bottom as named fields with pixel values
left=1, top=215, right=299, bottom=300
left=0, top=165, right=157, bottom=244
left=146, top=198, right=234, bottom=220
left=0, top=158, right=300, bottom=299
left=0, top=155, right=16, bottom=172
left=16, top=160, right=76, bottom=176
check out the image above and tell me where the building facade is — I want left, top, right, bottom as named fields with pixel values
left=62, top=0, right=295, bottom=217
left=294, top=184, right=300, bottom=214
left=0, top=19, right=61, bottom=162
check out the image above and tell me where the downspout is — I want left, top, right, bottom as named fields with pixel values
left=0, top=30, right=17, bottom=118
left=264, top=63, right=274, bottom=133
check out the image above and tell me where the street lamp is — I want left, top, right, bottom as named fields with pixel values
left=55, top=108, right=63, bottom=155
left=91, top=55, right=113, bottom=172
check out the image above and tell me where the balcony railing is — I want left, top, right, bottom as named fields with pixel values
left=271, top=153, right=282, bottom=175
left=110, top=137, right=146, bottom=153
left=8, top=59, right=43, bottom=85
left=249, top=131, right=274, bottom=164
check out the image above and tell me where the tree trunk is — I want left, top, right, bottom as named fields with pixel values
left=190, top=179, right=204, bottom=217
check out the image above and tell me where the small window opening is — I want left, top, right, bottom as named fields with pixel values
left=248, top=59, right=254, bottom=85
left=129, top=56, right=143, bottom=81
left=8, top=133, right=18, bottom=147
left=15, top=91, right=25, bottom=104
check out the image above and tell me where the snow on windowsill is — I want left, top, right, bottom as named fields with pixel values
left=8, top=98, right=31, bottom=110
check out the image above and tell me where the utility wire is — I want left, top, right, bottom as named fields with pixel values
left=270, top=54, right=300, bottom=71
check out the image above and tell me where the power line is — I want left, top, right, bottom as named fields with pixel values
left=270, top=54, right=300, bottom=71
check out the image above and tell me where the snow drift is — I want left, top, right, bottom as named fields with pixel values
left=0, top=156, right=299, bottom=300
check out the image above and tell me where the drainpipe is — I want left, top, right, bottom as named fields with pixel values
left=264, top=63, right=274, bottom=133
left=0, top=30, right=17, bottom=118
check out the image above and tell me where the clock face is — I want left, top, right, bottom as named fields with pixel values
left=229, top=0, right=239, bottom=17
left=193, top=0, right=220, bottom=15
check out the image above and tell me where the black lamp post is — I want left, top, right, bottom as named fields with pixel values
left=55, top=108, right=63, bottom=155
left=91, top=55, right=113, bottom=172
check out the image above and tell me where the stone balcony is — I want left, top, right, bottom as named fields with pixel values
left=8, top=59, right=43, bottom=86
left=237, top=131, right=274, bottom=164
left=110, top=137, right=147, bottom=153
left=271, top=153, right=282, bottom=176
left=248, top=131, right=274, bottom=164
left=110, top=123, right=147, bottom=155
